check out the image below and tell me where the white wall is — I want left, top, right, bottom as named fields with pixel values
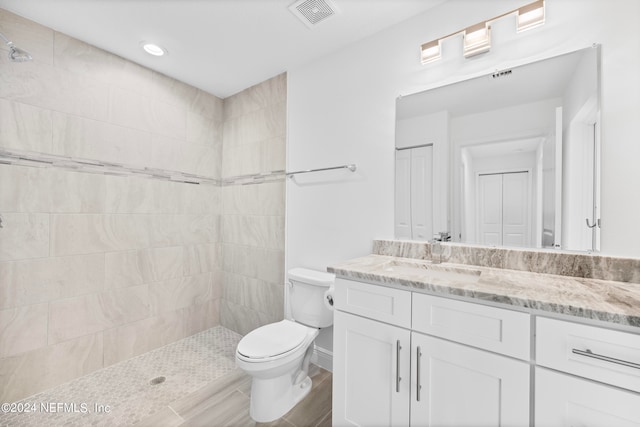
left=287, top=0, right=640, bottom=353
left=288, top=0, right=640, bottom=267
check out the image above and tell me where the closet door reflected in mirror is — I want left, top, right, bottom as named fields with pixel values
left=395, top=46, right=601, bottom=252
left=395, top=146, right=433, bottom=241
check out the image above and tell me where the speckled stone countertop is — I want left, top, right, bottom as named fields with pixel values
left=328, top=254, right=640, bottom=328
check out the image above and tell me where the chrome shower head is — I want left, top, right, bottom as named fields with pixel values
left=7, top=42, right=32, bottom=62
left=0, top=31, right=32, bottom=62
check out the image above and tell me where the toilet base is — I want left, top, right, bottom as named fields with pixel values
left=249, top=373, right=313, bottom=422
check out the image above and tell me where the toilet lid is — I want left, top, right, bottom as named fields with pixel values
left=237, top=320, right=310, bottom=359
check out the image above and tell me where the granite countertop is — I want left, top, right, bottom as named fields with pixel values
left=328, top=254, right=640, bottom=328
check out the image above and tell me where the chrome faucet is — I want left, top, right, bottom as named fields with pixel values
left=430, top=231, right=450, bottom=264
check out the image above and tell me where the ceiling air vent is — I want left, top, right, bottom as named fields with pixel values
left=289, top=0, right=339, bottom=28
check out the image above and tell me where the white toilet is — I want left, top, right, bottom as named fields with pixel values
left=235, top=267, right=334, bottom=422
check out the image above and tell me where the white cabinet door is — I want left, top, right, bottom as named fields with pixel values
left=411, top=332, right=530, bottom=427
left=535, top=367, right=640, bottom=427
left=333, top=310, right=411, bottom=427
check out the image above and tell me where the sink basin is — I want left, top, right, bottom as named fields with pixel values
left=376, top=260, right=481, bottom=284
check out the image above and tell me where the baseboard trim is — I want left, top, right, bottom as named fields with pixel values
left=311, top=345, right=333, bottom=372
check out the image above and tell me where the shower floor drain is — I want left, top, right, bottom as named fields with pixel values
left=149, top=376, right=166, bottom=386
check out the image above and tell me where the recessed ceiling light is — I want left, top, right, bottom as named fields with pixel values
left=141, top=42, right=166, bottom=56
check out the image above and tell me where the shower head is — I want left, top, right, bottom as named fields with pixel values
left=0, top=31, right=32, bottom=62
left=7, top=42, right=32, bottom=62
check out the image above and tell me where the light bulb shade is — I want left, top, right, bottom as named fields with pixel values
left=517, top=0, right=545, bottom=32
left=463, top=22, right=491, bottom=58
left=421, top=39, right=441, bottom=64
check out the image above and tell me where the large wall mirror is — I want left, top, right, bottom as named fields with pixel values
left=395, top=46, right=601, bottom=252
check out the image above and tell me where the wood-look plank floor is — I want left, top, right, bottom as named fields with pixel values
left=134, top=366, right=332, bottom=427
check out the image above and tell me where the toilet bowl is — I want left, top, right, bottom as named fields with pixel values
left=235, top=268, right=334, bottom=422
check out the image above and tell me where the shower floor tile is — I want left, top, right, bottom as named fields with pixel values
left=0, top=326, right=241, bottom=427
left=0, top=326, right=332, bottom=427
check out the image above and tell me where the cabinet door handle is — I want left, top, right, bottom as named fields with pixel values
left=416, top=346, right=422, bottom=402
left=396, top=340, right=402, bottom=393
left=572, top=348, right=640, bottom=370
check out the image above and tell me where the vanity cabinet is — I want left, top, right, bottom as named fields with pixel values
left=332, top=278, right=530, bottom=426
left=333, top=310, right=411, bottom=426
left=534, top=317, right=640, bottom=426
left=410, top=332, right=529, bottom=426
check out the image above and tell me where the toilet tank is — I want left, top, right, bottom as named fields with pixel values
left=288, top=268, right=334, bottom=328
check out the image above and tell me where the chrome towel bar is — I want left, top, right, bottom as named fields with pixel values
left=287, top=163, right=356, bottom=178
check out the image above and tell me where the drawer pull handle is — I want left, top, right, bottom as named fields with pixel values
left=396, top=340, right=402, bottom=393
left=416, top=346, right=422, bottom=402
left=572, top=348, right=640, bottom=370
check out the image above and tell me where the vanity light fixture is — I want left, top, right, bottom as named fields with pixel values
left=420, top=0, right=545, bottom=65
left=420, top=39, right=441, bottom=64
left=517, top=0, right=546, bottom=32
left=141, top=41, right=167, bottom=56
left=463, top=22, right=491, bottom=58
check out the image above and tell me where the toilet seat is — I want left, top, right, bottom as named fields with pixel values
left=237, top=320, right=314, bottom=362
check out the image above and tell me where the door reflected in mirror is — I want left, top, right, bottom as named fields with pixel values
left=395, top=46, right=600, bottom=252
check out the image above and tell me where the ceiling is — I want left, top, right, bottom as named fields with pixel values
left=0, top=0, right=446, bottom=98
left=396, top=46, right=589, bottom=120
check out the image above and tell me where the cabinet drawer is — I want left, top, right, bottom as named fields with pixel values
left=334, top=278, right=411, bottom=328
left=412, top=293, right=530, bottom=360
left=536, top=317, right=640, bottom=393
left=535, top=367, right=640, bottom=427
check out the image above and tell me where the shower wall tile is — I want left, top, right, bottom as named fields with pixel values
left=220, top=299, right=280, bottom=337
left=0, top=98, right=52, bottom=152
left=221, top=140, right=263, bottom=177
left=223, top=72, right=286, bottom=121
left=190, top=89, right=224, bottom=122
left=48, top=285, right=150, bottom=344
left=102, top=309, right=185, bottom=367
left=256, top=248, right=285, bottom=285
left=187, top=111, right=223, bottom=148
left=223, top=102, right=286, bottom=148
left=0, top=165, right=51, bottom=213
left=183, top=243, right=221, bottom=276
left=151, top=71, right=199, bottom=112
left=221, top=243, right=258, bottom=278
left=52, top=111, right=151, bottom=167
left=222, top=181, right=285, bottom=216
left=103, top=177, right=214, bottom=215
left=222, top=272, right=284, bottom=316
left=50, top=214, right=150, bottom=256
left=104, top=246, right=184, bottom=290
left=0, top=6, right=264, bottom=399
left=48, top=169, right=106, bottom=213
left=0, top=303, right=48, bottom=358
left=54, top=32, right=154, bottom=96
left=184, top=184, right=220, bottom=215
left=0, top=332, right=103, bottom=403
left=108, top=86, right=186, bottom=140
left=149, top=273, right=214, bottom=315
left=0, top=213, right=49, bottom=262
left=0, top=254, right=105, bottom=310
left=222, top=215, right=284, bottom=250
left=0, top=166, right=106, bottom=213
left=0, top=60, right=110, bottom=122
left=220, top=74, right=287, bottom=335
left=149, top=135, right=221, bottom=177
left=184, top=299, right=220, bottom=337
left=263, top=136, right=286, bottom=171
left=147, top=214, right=218, bottom=247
